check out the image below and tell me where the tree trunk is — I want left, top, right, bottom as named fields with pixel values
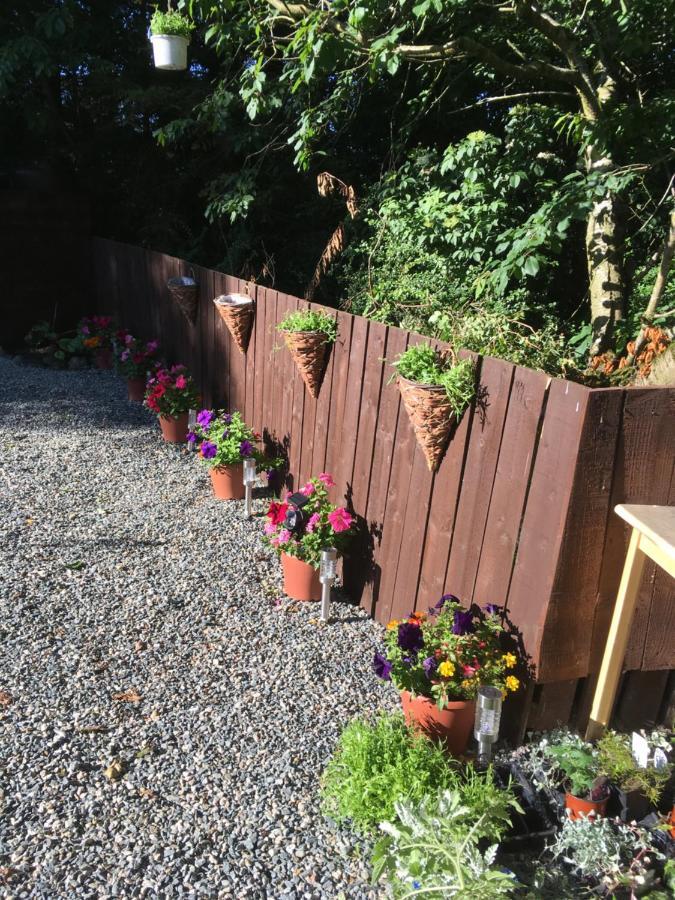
left=586, top=194, right=625, bottom=356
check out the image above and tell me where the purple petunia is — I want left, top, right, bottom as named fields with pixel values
left=422, top=656, right=437, bottom=677
left=436, top=592, right=460, bottom=610
left=397, top=622, right=424, bottom=654
left=452, top=608, right=474, bottom=635
left=240, top=440, right=254, bottom=457
left=223, top=413, right=232, bottom=425
left=186, top=431, right=197, bottom=444
left=484, top=603, right=500, bottom=615
left=200, top=440, right=217, bottom=459
left=373, top=652, right=392, bottom=681
left=197, top=409, right=213, bottom=429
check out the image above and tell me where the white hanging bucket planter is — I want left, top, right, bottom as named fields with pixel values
left=150, top=34, right=189, bottom=71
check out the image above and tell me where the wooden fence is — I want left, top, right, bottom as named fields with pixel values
left=91, top=238, right=675, bottom=733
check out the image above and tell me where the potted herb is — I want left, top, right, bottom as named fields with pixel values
left=144, top=364, right=198, bottom=442
left=391, top=344, right=475, bottom=471
left=213, top=293, right=254, bottom=354
left=149, top=6, right=195, bottom=71
left=115, top=332, right=160, bottom=401
left=597, top=729, right=672, bottom=822
left=262, top=472, right=355, bottom=600
left=80, top=316, right=116, bottom=369
left=548, top=737, right=609, bottom=820
left=373, top=595, right=521, bottom=756
left=189, top=409, right=261, bottom=500
left=277, top=309, right=337, bottom=398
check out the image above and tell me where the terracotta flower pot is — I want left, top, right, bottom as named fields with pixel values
left=209, top=464, right=245, bottom=500
left=398, top=376, right=456, bottom=472
left=280, top=330, right=330, bottom=398
left=400, top=690, right=475, bottom=757
left=669, top=805, right=675, bottom=839
left=158, top=412, right=189, bottom=443
left=281, top=552, right=321, bottom=601
left=94, top=348, right=114, bottom=370
left=564, top=791, right=608, bottom=821
left=127, top=377, right=146, bottom=402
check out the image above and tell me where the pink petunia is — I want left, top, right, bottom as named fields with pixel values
left=306, top=513, right=321, bottom=533
left=175, top=375, right=187, bottom=389
left=263, top=522, right=277, bottom=535
left=120, top=350, right=130, bottom=362
left=463, top=665, right=477, bottom=678
left=146, top=340, right=159, bottom=352
left=124, top=333, right=134, bottom=345
left=301, top=482, right=315, bottom=496
left=81, top=325, right=90, bottom=335
left=277, top=529, right=292, bottom=543
left=318, top=472, right=335, bottom=488
left=328, top=507, right=353, bottom=533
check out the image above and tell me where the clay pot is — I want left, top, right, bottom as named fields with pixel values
left=158, top=412, right=189, bottom=443
left=281, top=553, right=321, bottom=601
left=280, top=330, right=330, bottom=398
left=669, top=805, right=675, bottom=839
left=400, top=690, right=475, bottom=757
left=94, top=348, right=114, bottom=370
left=398, top=376, right=456, bottom=472
left=209, top=464, right=245, bottom=500
left=213, top=294, right=254, bottom=354
left=127, top=377, right=146, bottom=402
left=564, top=791, right=608, bottom=821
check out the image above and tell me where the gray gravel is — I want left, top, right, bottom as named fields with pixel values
left=0, top=358, right=397, bottom=899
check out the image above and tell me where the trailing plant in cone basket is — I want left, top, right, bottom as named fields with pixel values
left=79, top=315, right=116, bottom=351
left=144, top=364, right=198, bottom=417
left=262, top=473, right=355, bottom=569
left=277, top=309, right=337, bottom=397
left=277, top=309, right=338, bottom=342
left=150, top=8, right=194, bottom=39
left=115, top=331, right=160, bottom=378
left=374, top=595, right=521, bottom=706
left=391, top=344, right=475, bottom=419
left=188, top=409, right=263, bottom=467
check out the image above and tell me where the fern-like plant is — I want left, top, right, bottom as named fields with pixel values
left=391, top=344, right=475, bottom=418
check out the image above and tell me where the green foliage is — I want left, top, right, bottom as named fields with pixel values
left=277, top=309, right=338, bottom=342
left=391, top=345, right=475, bottom=418
left=372, top=786, right=520, bottom=899
left=149, top=9, right=194, bottom=39
left=192, top=409, right=260, bottom=468
left=548, top=742, right=600, bottom=798
left=320, top=714, right=457, bottom=833
left=597, top=730, right=672, bottom=806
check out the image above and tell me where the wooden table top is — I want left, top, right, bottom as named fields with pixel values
left=615, top=504, right=675, bottom=558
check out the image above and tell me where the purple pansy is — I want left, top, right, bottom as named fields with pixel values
left=397, top=622, right=424, bottom=653
left=200, top=440, right=217, bottom=459
left=452, top=608, right=474, bottom=635
left=197, top=409, right=214, bottom=429
left=240, top=440, right=254, bottom=457
left=422, top=656, right=437, bottom=677
left=373, top=652, right=392, bottom=681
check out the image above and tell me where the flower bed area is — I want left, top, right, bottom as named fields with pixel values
left=0, top=357, right=398, bottom=897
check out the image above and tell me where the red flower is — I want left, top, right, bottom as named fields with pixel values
left=267, top=501, right=289, bottom=526
left=132, top=353, right=144, bottom=364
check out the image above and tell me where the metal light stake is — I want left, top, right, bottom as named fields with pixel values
left=187, top=409, right=197, bottom=452
left=319, top=548, right=337, bottom=622
left=243, top=458, right=257, bottom=518
left=474, top=685, right=503, bottom=766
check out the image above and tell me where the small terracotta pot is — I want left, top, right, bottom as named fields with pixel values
left=564, top=792, right=608, bottom=821
left=669, top=805, right=675, bottom=839
left=400, top=690, right=475, bottom=757
left=158, top=413, right=189, bottom=443
left=209, top=464, right=245, bottom=500
left=94, top=348, right=114, bottom=370
left=281, top=553, right=321, bottom=601
left=127, top=377, right=146, bottom=402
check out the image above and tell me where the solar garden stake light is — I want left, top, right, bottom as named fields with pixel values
left=474, top=685, right=502, bottom=766
left=243, top=458, right=257, bottom=518
left=319, top=547, right=338, bottom=622
left=187, top=409, right=197, bottom=451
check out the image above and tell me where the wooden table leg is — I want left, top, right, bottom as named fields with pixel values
left=586, top=528, right=646, bottom=740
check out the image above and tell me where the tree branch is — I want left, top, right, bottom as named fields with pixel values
left=447, top=90, right=574, bottom=115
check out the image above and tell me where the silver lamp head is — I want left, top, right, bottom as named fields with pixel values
left=320, top=547, right=337, bottom=584
left=474, top=685, right=503, bottom=765
left=243, top=457, right=257, bottom=485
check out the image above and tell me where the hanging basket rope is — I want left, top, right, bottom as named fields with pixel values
left=213, top=293, right=254, bottom=354
left=398, top=376, right=456, bottom=472
left=281, top=330, right=329, bottom=398
left=167, top=270, right=198, bottom=324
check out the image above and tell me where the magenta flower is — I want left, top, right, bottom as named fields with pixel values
left=277, top=529, right=292, bottom=543
left=120, top=350, right=130, bottom=362
left=124, top=333, right=134, bottom=345
left=301, top=481, right=316, bottom=496
left=318, top=472, right=335, bottom=487
left=175, top=375, right=187, bottom=389
left=146, top=340, right=159, bottom=352
left=197, top=409, right=213, bottom=429
left=263, top=522, right=276, bottom=535
left=306, top=512, right=321, bottom=533
left=328, top=507, right=353, bottom=533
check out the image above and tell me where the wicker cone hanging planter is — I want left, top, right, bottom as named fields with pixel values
left=398, top=376, right=456, bottom=471
left=281, top=330, right=329, bottom=398
left=213, top=293, right=254, bottom=353
left=167, top=275, right=198, bottom=325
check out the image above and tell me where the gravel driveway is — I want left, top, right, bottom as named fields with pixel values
left=0, top=358, right=396, bottom=899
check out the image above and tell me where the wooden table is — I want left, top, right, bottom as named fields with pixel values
left=586, top=504, right=675, bottom=740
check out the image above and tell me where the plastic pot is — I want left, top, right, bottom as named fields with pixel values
left=209, top=464, right=245, bottom=501
left=127, top=377, right=146, bottom=402
left=150, top=34, right=188, bottom=71
left=400, top=690, right=475, bottom=757
left=564, top=791, right=608, bottom=821
left=281, top=553, right=321, bottom=601
left=158, top=412, right=189, bottom=443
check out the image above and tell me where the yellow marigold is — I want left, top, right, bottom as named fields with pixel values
left=505, top=675, right=520, bottom=692
left=386, top=620, right=398, bottom=630
left=438, top=661, right=455, bottom=678
left=502, top=653, right=517, bottom=669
